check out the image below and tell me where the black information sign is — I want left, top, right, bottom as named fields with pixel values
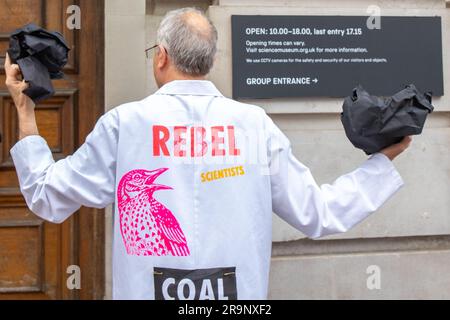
left=231, top=15, right=443, bottom=99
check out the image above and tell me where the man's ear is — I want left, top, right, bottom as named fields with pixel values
left=156, top=46, right=168, bottom=69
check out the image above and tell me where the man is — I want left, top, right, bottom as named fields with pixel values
left=5, top=8, right=410, bottom=300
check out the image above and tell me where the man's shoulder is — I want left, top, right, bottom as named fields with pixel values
left=219, top=97, right=274, bottom=130
left=107, top=97, right=154, bottom=123
left=112, top=98, right=148, bottom=113
left=219, top=96, right=267, bottom=115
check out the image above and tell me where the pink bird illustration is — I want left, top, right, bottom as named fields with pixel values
left=117, top=168, right=190, bottom=256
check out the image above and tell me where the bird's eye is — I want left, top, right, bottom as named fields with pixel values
left=132, top=174, right=139, bottom=180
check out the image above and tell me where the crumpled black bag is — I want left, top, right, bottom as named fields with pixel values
left=7, top=23, right=70, bottom=103
left=341, top=84, right=433, bottom=155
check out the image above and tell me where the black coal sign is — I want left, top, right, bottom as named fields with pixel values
left=154, top=267, right=237, bottom=300
left=231, top=15, right=443, bottom=99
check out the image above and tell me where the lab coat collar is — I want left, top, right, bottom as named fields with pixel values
left=155, top=80, right=224, bottom=97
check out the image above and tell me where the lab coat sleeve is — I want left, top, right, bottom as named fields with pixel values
left=267, top=116, right=404, bottom=239
left=10, top=110, right=119, bottom=224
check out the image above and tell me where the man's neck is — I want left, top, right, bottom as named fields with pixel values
left=159, top=70, right=206, bottom=87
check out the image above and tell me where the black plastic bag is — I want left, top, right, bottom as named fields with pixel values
left=341, top=84, right=433, bottom=155
left=7, top=23, right=70, bottom=103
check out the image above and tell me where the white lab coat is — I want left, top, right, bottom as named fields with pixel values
left=10, top=80, right=404, bottom=299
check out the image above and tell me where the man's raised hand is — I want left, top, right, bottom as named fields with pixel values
left=4, top=53, right=35, bottom=110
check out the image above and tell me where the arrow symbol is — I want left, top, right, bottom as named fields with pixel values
left=313, top=78, right=318, bottom=83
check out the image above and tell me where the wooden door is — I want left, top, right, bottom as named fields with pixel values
left=0, top=0, right=105, bottom=299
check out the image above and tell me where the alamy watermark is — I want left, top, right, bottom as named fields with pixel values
left=366, top=264, right=381, bottom=290
left=366, top=5, right=381, bottom=30
left=67, top=265, right=81, bottom=290
left=66, top=5, right=81, bottom=30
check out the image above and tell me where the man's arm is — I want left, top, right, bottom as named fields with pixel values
left=4, top=53, right=39, bottom=140
left=267, top=115, right=410, bottom=239
left=5, top=53, right=118, bottom=223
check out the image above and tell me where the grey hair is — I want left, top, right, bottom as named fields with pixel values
left=156, top=7, right=218, bottom=76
